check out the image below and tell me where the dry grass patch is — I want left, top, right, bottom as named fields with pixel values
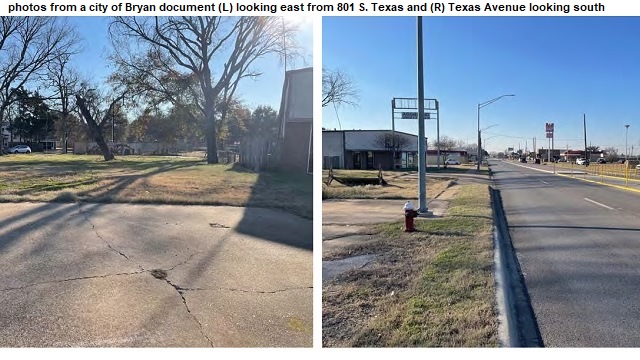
left=0, top=154, right=311, bottom=218
left=322, top=169, right=454, bottom=200
left=322, top=184, right=497, bottom=347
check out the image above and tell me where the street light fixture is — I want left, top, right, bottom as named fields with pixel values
left=625, top=124, right=630, bottom=161
left=477, top=94, right=515, bottom=170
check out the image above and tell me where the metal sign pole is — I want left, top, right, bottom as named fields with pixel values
left=391, top=99, right=396, bottom=169
left=417, top=17, right=427, bottom=213
left=436, top=101, right=440, bottom=169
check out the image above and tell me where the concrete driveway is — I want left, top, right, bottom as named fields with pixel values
left=0, top=202, right=312, bottom=347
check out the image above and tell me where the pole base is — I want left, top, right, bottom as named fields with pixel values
left=417, top=210, right=433, bottom=218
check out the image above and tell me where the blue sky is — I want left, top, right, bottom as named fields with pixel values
left=65, top=16, right=313, bottom=113
left=323, top=16, right=640, bottom=155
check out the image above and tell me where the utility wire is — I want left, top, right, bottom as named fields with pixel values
left=332, top=101, right=342, bottom=130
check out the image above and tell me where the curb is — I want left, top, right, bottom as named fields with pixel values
left=490, top=186, right=544, bottom=347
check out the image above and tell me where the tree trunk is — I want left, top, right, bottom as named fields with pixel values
left=206, top=129, right=218, bottom=164
left=62, top=110, right=69, bottom=154
left=204, top=96, right=218, bottom=164
left=92, top=128, right=114, bottom=161
left=75, top=95, right=114, bottom=161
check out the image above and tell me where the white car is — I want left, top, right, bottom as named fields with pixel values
left=445, top=158, right=460, bottom=165
left=576, top=158, right=588, bottom=165
left=8, top=145, right=31, bottom=154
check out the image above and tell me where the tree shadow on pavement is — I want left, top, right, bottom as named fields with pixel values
left=235, top=169, right=312, bottom=251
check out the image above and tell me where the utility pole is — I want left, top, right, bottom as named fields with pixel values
left=583, top=114, right=588, bottom=162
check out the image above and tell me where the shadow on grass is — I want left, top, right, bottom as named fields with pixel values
left=1, top=156, right=202, bottom=174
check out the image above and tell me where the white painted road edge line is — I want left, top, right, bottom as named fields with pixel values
left=584, top=197, right=615, bottom=210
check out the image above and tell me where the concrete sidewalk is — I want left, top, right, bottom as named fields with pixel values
left=0, top=202, right=312, bottom=347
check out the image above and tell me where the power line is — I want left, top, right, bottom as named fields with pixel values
left=332, top=101, right=342, bottom=130
left=483, top=131, right=531, bottom=140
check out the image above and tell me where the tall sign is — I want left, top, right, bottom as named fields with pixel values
left=545, top=122, right=554, bottom=162
left=391, top=97, right=440, bottom=167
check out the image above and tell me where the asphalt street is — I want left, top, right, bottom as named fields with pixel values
left=493, top=160, right=640, bottom=347
left=0, top=203, right=312, bottom=347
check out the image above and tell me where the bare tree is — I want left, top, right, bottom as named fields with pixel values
left=0, top=17, right=80, bottom=149
left=74, top=86, right=126, bottom=161
left=322, top=68, right=358, bottom=108
left=373, top=133, right=410, bottom=151
left=432, top=135, right=464, bottom=151
left=108, top=17, right=298, bottom=164
left=604, top=146, right=618, bottom=163
left=47, top=54, right=81, bottom=153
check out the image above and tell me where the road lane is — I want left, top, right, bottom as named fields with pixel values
left=492, top=160, right=640, bottom=347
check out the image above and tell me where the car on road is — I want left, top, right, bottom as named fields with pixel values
left=576, top=158, right=589, bottom=165
left=445, top=158, right=460, bottom=165
left=8, top=145, right=31, bottom=154
left=596, top=158, right=607, bottom=164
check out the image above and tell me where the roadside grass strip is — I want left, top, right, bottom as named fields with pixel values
left=322, top=184, right=497, bottom=347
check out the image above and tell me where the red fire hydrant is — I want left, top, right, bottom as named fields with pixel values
left=404, top=201, right=418, bottom=232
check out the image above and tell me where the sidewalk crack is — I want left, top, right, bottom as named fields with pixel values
left=159, top=277, right=214, bottom=347
left=0, top=270, right=146, bottom=292
left=77, top=203, right=144, bottom=271
left=218, top=286, right=313, bottom=294
left=164, top=253, right=198, bottom=271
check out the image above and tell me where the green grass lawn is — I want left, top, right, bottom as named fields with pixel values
left=0, top=154, right=312, bottom=218
left=322, top=183, right=497, bottom=347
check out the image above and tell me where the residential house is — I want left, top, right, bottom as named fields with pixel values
left=277, top=67, right=313, bottom=173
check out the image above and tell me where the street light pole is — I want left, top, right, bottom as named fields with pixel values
left=625, top=124, right=630, bottom=160
left=477, top=94, right=515, bottom=170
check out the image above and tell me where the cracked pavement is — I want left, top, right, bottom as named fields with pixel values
left=0, top=202, right=312, bottom=347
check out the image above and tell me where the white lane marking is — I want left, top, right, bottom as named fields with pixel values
left=584, top=198, right=615, bottom=210
left=540, top=180, right=550, bottom=185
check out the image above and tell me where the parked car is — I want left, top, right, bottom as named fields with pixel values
left=445, top=158, right=459, bottom=165
left=556, top=158, right=567, bottom=163
left=8, top=144, right=31, bottom=154
left=596, top=158, right=607, bottom=164
left=618, top=159, right=626, bottom=164
left=519, top=157, right=527, bottom=163
left=576, top=158, right=587, bottom=165
left=636, top=164, right=640, bottom=170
